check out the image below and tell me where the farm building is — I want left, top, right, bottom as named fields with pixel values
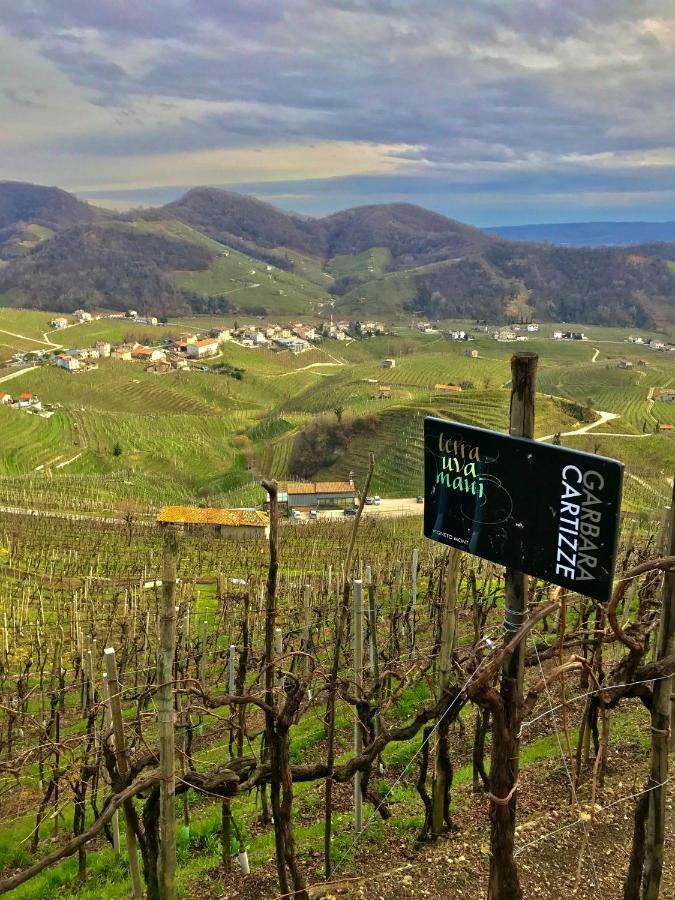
left=654, top=389, right=675, bottom=402
left=434, top=383, right=462, bottom=392
left=112, top=344, right=134, bottom=360
left=55, top=354, right=80, bottom=372
left=156, top=506, right=269, bottom=538
left=131, top=346, right=165, bottom=362
left=375, top=386, right=392, bottom=399
left=96, top=341, right=111, bottom=357
left=17, top=393, right=41, bottom=410
left=276, top=481, right=357, bottom=510
left=187, top=339, right=219, bottom=359
left=381, top=358, right=396, bottom=368
left=0, top=391, right=11, bottom=405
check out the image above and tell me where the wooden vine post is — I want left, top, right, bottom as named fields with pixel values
left=103, top=647, right=143, bottom=899
left=431, top=548, right=459, bottom=835
left=642, top=481, right=674, bottom=898
left=158, top=530, right=178, bottom=900
left=353, top=579, right=364, bottom=832
left=487, top=351, right=537, bottom=900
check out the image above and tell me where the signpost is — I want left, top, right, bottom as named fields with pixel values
left=423, top=416, right=623, bottom=602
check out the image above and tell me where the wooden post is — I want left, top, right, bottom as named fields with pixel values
left=487, top=351, right=537, bottom=900
left=303, top=582, right=311, bottom=676
left=102, top=672, right=120, bottom=856
left=353, top=579, right=363, bottom=832
left=158, top=531, right=178, bottom=900
left=199, top=618, right=208, bottom=687
left=432, top=549, right=459, bottom=835
left=410, top=548, right=418, bottom=653
left=103, top=648, right=143, bottom=899
left=642, top=484, right=674, bottom=898
left=228, top=644, right=236, bottom=695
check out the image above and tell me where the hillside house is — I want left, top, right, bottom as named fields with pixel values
left=156, top=506, right=269, bottom=538
left=126, top=310, right=138, bottom=319
left=618, top=360, right=633, bottom=369
left=628, top=336, right=644, bottom=344
left=187, top=339, right=219, bottom=359
left=654, top=389, right=675, bottom=403
left=553, top=331, right=564, bottom=340
left=17, top=393, right=41, bottom=410
left=132, top=346, right=165, bottom=362
left=274, top=337, right=308, bottom=353
left=466, top=349, right=479, bottom=358
left=50, top=317, right=69, bottom=329
left=375, top=386, right=392, bottom=399
left=434, top=383, right=462, bottom=392
left=55, top=353, right=80, bottom=372
left=112, top=344, right=134, bottom=360
left=73, top=309, right=92, bottom=322
left=211, top=329, right=231, bottom=343
left=527, top=324, right=540, bottom=332
left=96, top=341, right=111, bottom=358
left=0, top=391, right=11, bottom=405
left=381, top=358, right=396, bottom=369
left=495, top=329, right=517, bottom=342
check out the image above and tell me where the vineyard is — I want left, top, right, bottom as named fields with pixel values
left=0, top=477, right=672, bottom=899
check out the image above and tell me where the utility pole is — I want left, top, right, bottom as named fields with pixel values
left=158, top=531, right=178, bottom=900
left=487, top=351, right=537, bottom=900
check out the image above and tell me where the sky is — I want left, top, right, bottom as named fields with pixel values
left=1, top=0, right=674, bottom=226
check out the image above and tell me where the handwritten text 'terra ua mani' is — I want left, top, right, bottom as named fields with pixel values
left=436, top=433, right=484, bottom=497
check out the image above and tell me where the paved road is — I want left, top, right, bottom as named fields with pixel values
left=538, top=410, right=619, bottom=442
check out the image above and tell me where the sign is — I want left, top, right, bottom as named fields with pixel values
left=423, top=417, right=623, bottom=602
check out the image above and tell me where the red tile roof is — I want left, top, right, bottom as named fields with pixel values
left=285, top=481, right=355, bottom=496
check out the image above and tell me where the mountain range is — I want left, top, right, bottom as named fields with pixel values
left=0, top=181, right=674, bottom=328
left=485, top=221, right=675, bottom=246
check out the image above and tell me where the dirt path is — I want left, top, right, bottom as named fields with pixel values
left=538, top=409, right=619, bottom=442
left=591, top=346, right=600, bottom=362
left=0, top=365, right=38, bottom=384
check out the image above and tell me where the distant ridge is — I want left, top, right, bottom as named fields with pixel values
left=0, top=181, right=674, bottom=327
left=484, top=220, right=675, bottom=247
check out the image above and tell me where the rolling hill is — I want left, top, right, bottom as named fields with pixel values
left=0, top=181, right=674, bottom=326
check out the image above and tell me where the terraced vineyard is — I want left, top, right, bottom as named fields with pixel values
left=0, top=311, right=672, bottom=513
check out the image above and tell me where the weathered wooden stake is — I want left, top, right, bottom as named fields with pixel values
left=103, top=647, right=143, bottom=899
left=642, top=483, right=674, bottom=898
left=432, top=549, right=459, bottom=835
left=158, top=531, right=178, bottom=900
left=102, top=672, right=120, bottom=856
left=487, top=351, right=537, bottom=900
left=410, top=548, right=418, bottom=653
left=353, top=579, right=363, bottom=832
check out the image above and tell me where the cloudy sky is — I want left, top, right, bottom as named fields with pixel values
left=1, top=0, right=673, bottom=225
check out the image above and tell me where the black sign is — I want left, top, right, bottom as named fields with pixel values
left=424, top=417, right=623, bottom=602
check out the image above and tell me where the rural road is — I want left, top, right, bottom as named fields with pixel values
left=0, top=365, right=38, bottom=384
left=539, top=410, right=619, bottom=442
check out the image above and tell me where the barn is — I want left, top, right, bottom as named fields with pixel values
left=156, top=506, right=269, bottom=538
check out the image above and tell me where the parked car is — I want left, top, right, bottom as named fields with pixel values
left=309, top=509, right=318, bottom=520
left=416, top=496, right=424, bottom=503
left=365, top=496, right=375, bottom=505
left=373, top=495, right=381, bottom=505
left=291, top=509, right=301, bottom=519
left=343, top=507, right=357, bottom=516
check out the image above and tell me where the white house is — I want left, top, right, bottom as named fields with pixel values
left=131, top=346, right=165, bottom=362
left=186, top=339, right=219, bottom=359
left=17, top=393, right=41, bottom=410
left=553, top=331, right=564, bottom=340
left=73, top=309, right=92, bottom=322
left=55, top=354, right=80, bottom=372
left=50, top=317, right=69, bottom=329
left=96, top=341, right=111, bottom=358
left=527, top=324, right=540, bottom=332
left=0, top=391, right=11, bottom=405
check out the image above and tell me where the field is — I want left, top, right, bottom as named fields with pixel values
left=0, top=308, right=672, bottom=516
